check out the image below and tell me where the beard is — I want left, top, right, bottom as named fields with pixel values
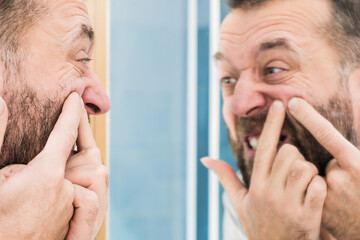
left=229, top=89, right=357, bottom=188
left=0, top=84, right=63, bottom=168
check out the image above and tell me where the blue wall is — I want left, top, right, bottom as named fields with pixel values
left=109, top=1, right=187, bottom=239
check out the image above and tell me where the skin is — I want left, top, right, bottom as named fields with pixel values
left=202, top=0, right=360, bottom=239
left=202, top=101, right=327, bottom=239
left=0, top=93, right=81, bottom=239
left=22, top=0, right=110, bottom=114
left=0, top=0, right=109, bottom=238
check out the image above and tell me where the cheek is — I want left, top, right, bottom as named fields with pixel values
left=55, top=66, right=88, bottom=96
left=263, top=83, right=309, bottom=106
left=222, top=98, right=237, bottom=141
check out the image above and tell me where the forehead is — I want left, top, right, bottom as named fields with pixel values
left=45, top=0, right=92, bottom=33
left=219, top=0, right=331, bottom=61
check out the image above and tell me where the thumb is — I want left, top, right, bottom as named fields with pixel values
left=201, top=157, right=247, bottom=206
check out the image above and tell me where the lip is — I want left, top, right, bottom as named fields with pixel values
left=243, top=130, right=290, bottom=159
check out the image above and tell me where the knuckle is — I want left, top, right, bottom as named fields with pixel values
left=87, top=147, right=102, bottom=159
left=326, top=170, right=343, bottom=189
left=84, top=147, right=102, bottom=164
left=289, top=162, right=305, bottom=179
left=278, top=144, right=299, bottom=158
left=310, top=177, right=326, bottom=194
left=288, top=167, right=302, bottom=181
left=302, top=161, right=318, bottom=175
left=95, top=165, right=109, bottom=187
left=308, top=177, right=327, bottom=204
left=288, top=160, right=317, bottom=182
left=92, top=147, right=102, bottom=158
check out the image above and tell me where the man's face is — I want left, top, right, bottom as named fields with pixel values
left=0, top=0, right=110, bottom=166
left=218, top=0, right=358, bottom=187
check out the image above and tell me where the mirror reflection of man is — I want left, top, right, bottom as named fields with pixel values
left=202, top=0, right=360, bottom=239
left=0, top=0, right=109, bottom=239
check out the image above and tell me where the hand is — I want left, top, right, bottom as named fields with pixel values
left=202, top=100, right=326, bottom=240
left=0, top=92, right=83, bottom=240
left=288, top=97, right=360, bottom=240
left=65, top=106, right=108, bottom=240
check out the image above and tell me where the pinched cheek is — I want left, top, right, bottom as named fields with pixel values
left=266, top=84, right=306, bottom=105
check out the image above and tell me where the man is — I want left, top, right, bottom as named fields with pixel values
left=0, top=0, right=110, bottom=239
left=201, top=0, right=360, bottom=239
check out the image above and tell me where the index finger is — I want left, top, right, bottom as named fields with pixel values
left=76, top=106, right=96, bottom=151
left=34, top=92, right=83, bottom=169
left=252, top=100, right=285, bottom=182
left=288, top=97, right=358, bottom=170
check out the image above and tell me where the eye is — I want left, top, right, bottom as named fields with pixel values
left=265, top=67, right=284, bottom=75
left=78, top=58, right=92, bottom=65
left=221, top=77, right=237, bottom=85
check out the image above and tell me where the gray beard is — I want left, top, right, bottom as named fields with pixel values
left=0, top=85, right=62, bottom=168
left=229, top=92, right=357, bottom=188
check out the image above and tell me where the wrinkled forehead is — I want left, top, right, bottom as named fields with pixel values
left=37, top=0, right=93, bottom=43
left=220, top=0, right=331, bottom=50
left=44, top=0, right=91, bottom=25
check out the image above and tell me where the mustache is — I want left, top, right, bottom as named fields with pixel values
left=235, top=112, right=298, bottom=137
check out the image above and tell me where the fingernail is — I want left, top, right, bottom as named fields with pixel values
left=271, top=100, right=283, bottom=112
left=288, top=98, right=299, bottom=111
left=71, top=92, right=83, bottom=106
left=200, top=157, right=210, bottom=168
left=80, top=97, right=84, bottom=107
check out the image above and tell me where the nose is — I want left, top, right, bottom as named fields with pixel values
left=231, top=78, right=267, bottom=117
left=81, top=71, right=111, bottom=115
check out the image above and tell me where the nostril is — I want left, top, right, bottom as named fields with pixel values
left=245, top=106, right=260, bottom=116
left=86, top=103, right=101, bottom=114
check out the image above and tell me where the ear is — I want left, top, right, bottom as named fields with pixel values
left=348, top=67, right=360, bottom=147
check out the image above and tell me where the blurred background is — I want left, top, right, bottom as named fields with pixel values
left=87, top=0, right=238, bottom=239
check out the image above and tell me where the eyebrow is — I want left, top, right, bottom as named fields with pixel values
left=214, top=38, right=296, bottom=62
left=258, top=38, right=292, bottom=52
left=75, top=24, right=95, bottom=43
left=214, top=52, right=225, bottom=61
